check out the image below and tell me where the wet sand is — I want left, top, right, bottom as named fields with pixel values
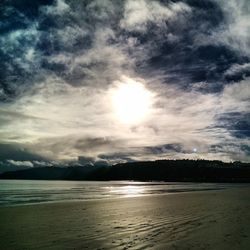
left=0, top=187, right=250, bottom=250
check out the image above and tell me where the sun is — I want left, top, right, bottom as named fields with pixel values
left=110, top=77, right=154, bottom=125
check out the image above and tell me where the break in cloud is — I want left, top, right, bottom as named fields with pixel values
left=0, top=0, right=249, bottom=167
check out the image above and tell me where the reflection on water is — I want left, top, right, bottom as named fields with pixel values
left=107, top=185, right=145, bottom=197
left=0, top=180, right=246, bottom=206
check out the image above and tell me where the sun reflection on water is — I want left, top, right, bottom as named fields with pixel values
left=106, top=185, right=145, bottom=198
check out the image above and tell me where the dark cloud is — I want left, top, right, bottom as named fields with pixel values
left=241, top=145, right=250, bottom=156
left=98, top=152, right=135, bottom=163
left=0, top=0, right=247, bottom=97
left=0, top=143, right=45, bottom=161
left=216, top=112, right=250, bottom=139
left=78, top=156, right=95, bottom=166
left=131, top=0, right=247, bottom=92
left=224, top=63, right=250, bottom=82
left=145, top=144, right=183, bottom=154
left=74, top=137, right=120, bottom=151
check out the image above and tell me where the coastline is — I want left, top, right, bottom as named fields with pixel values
left=1, top=188, right=250, bottom=250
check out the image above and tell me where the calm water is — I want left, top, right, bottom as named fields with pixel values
left=0, top=180, right=245, bottom=206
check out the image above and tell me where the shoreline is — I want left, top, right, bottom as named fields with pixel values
left=1, top=179, right=249, bottom=208
left=1, top=187, right=250, bottom=249
left=0, top=187, right=228, bottom=208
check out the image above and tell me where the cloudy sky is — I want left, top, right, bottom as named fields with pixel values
left=0, top=0, right=250, bottom=168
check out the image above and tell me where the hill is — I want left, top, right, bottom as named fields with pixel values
left=0, top=160, right=250, bottom=182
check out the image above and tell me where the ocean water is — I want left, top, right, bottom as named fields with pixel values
left=0, top=180, right=245, bottom=206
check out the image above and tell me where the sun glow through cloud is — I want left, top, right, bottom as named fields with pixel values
left=1, top=0, right=250, bottom=163
left=111, top=77, right=154, bottom=125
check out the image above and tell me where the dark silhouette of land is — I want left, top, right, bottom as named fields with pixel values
left=0, top=159, right=250, bottom=182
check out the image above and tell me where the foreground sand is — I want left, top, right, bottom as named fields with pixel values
left=0, top=187, right=250, bottom=250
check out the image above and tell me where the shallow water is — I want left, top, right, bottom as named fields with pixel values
left=0, top=180, right=246, bottom=206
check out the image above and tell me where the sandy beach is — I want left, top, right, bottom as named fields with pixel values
left=1, top=187, right=250, bottom=250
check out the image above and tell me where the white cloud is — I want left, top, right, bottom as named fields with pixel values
left=120, top=0, right=191, bottom=32
left=218, top=0, right=250, bottom=56
left=0, top=23, right=40, bottom=73
left=7, top=160, right=34, bottom=167
left=221, top=78, right=250, bottom=111
left=224, top=63, right=250, bottom=78
left=33, top=161, right=52, bottom=167
left=41, top=0, right=70, bottom=16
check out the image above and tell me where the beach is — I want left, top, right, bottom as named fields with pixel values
left=1, top=187, right=250, bottom=250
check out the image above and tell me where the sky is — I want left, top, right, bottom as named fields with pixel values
left=0, top=0, right=250, bottom=169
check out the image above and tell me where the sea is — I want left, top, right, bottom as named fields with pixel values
left=0, top=180, right=247, bottom=207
